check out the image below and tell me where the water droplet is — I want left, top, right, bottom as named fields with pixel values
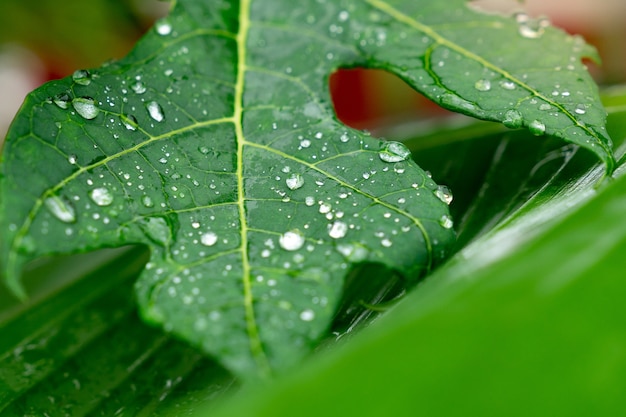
left=279, top=230, right=305, bottom=251
left=141, top=217, right=171, bottom=245
left=286, top=173, right=304, bottom=190
left=155, top=19, right=172, bottom=36
left=574, top=104, right=586, bottom=115
left=121, top=114, right=138, bottom=131
left=441, top=93, right=477, bottom=113
left=499, top=80, right=516, bottom=90
left=529, top=120, right=546, bottom=136
left=300, top=309, right=315, bottom=321
left=146, top=101, right=165, bottom=122
left=336, top=243, right=368, bottom=262
left=72, top=69, right=91, bottom=86
left=381, top=238, right=392, bottom=247
left=439, top=214, right=454, bottom=229
left=142, top=195, right=154, bottom=207
left=503, top=109, right=523, bottom=129
left=131, top=81, right=147, bottom=94
left=474, top=79, right=491, bottom=92
left=200, top=231, right=218, bottom=247
left=72, top=97, right=99, bottom=120
left=88, top=187, right=114, bottom=206
left=68, top=154, right=77, bottom=165
left=319, top=202, right=332, bottom=214
left=539, top=103, right=551, bottom=111
left=328, top=221, right=348, bottom=239
left=300, top=139, right=311, bottom=148
left=340, top=132, right=350, bottom=142
left=44, top=196, right=76, bottom=223
left=305, top=196, right=315, bottom=206
left=53, top=93, right=71, bottom=109
left=378, top=141, right=411, bottom=163
left=434, top=185, right=453, bottom=205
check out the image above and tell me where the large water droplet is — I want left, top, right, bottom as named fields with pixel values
left=378, top=141, right=411, bottom=163
left=72, top=69, right=91, bottom=86
left=121, top=114, right=138, bottom=131
left=44, top=196, right=76, bottom=223
left=328, top=221, right=348, bottom=239
left=72, top=97, right=99, bottom=120
left=279, top=230, right=305, bottom=251
left=89, top=187, right=114, bottom=206
left=286, top=173, right=304, bottom=190
left=474, top=79, right=491, bottom=92
left=434, top=185, right=453, bottom=205
left=200, top=231, right=218, bottom=247
left=574, top=104, right=587, bottom=115
left=499, top=80, right=516, bottom=90
left=503, top=109, right=523, bottom=129
left=146, top=101, right=165, bottom=122
left=529, top=119, right=546, bottom=136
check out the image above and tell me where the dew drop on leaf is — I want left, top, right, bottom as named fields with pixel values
left=336, top=243, right=368, bottom=262
left=53, top=93, right=71, bottom=109
left=439, top=214, right=454, bottom=229
left=286, top=173, right=304, bottom=190
left=155, top=19, right=173, bottom=36
left=141, top=195, right=154, bottom=208
left=529, top=119, right=546, bottom=136
left=299, top=309, right=315, bottom=321
left=121, top=114, right=139, bottom=131
left=279, top=230, right=305, bottom=251
left=434, top=185, right=453, bottom=205
left=378, top=141, right=411, bottom=163
left=72, top=69, right=91, bottom=86
left=328, top=221, right=348, bottom=239
left=44, top=196, right=76, bottom=223
left=146, top=101, right=165, bottom=122
left=200, top=231, right=218, bottom=247
left=68, top=154, right=77, bottom=165
left=474, top=79, right=491, bottom=92
left=305, top=196, right=315, bottom=206
left=503, top=109, right=523, bottom=129
left=499, top=80, right=516, bottom=90
left=131, top=81, right=147, bottom=94
left=88, top=187, right=114, bottom=206
left=575, top=104, right=587, bottom=115
left=72, top=97, right=99, bottom=120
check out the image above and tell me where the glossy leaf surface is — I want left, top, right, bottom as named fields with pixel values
left=0, top=0, right=612, bottom=379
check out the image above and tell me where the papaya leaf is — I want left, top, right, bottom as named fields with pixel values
left=0, top=0, right=612, bottom=380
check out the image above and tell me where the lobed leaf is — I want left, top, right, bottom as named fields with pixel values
left=0, top=0, right=613, bottom=379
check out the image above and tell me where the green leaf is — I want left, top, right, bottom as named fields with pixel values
left=204, top=97, right=626, bottom=417
left=0, top=0, right=612, bottom=380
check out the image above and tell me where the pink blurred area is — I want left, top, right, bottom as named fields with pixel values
left=0, top=0, right=625, bottom=142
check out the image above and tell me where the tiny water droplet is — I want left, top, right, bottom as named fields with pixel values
left=146, top=101, right=165, bottom=122
left=72, top=69, right=91, bottom=86
left=439, top=214, right=454, bottom=229
left=474, top=79, right=491, bottom=92
left=529, top=120, right=546, bottom=136
left=121, top=114, right=138, bottom=131
left=200, top=231, right=218, bottom=247
left=155, top=19, right=172, bottom=36
left=300, top=309, right=315, bottom=321
left=89, top=187, right=114, bottom=206
left=72, top=97, right=99, bottom=120
left=44, top=196, right=76, bottom=223
left=434, top=185, right=453, bottom=205
left=328, top=221, right=348, bottom=239
left=574, top=104, right=586, bottom=115
left=286, top=173, right=305, bottom=190
left=279, top=230, right=305, bottom=251
left=68, top=154, right=77, bottom=165
left=53, top=93, right=71, bottom=109
left=378, top=141, right=411, bottom=163
left=503, top=109, right=523, bottom=129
